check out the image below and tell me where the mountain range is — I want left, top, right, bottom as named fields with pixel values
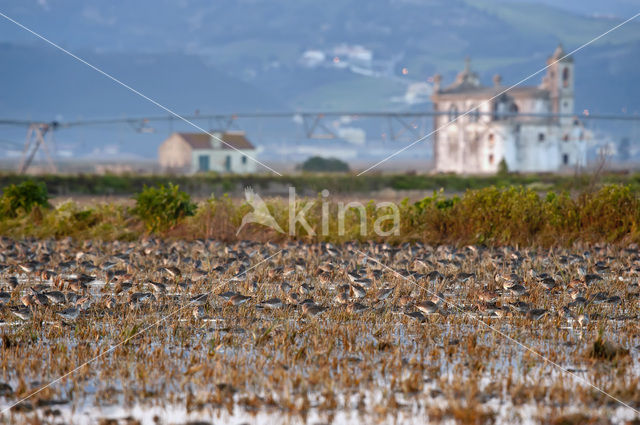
left=0, top=0, right=639, bottom=159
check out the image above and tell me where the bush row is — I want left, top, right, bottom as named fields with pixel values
left=2, top=172, right=640, bottom=196
left=0, top=181, right=638, bottom=246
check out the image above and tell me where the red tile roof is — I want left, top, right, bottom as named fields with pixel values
left=176, top=131, right=255, bottom=150
left=178, top=133, right=212, bottom=149
left=219, top=131, right=255, bottom=150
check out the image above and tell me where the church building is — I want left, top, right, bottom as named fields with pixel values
left=431, top=45, right=589, bottom=173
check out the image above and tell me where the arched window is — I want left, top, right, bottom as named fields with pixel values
left=562, top=67, right=570, bottom=88
left=492, top=95, right=510, bottom=120
left=470, top=106, right=480, bottom=122
left=509, top=103, right=519, bottom=115
left=448, top=105, right=459, bottom=121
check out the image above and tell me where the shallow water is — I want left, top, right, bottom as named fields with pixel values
left=1, top=240, right=639, bottom=424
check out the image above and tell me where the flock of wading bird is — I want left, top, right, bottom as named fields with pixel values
left=0, top=237, right=638, bottom=422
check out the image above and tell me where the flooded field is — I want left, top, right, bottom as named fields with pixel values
left=0, top=238, right=639, bottom=424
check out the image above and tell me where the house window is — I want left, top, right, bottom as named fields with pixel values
left=470, top=107, right=479, bottom=122
left=538, top=133, right=545, bottom=142
left=492, top=96, right=510, bottom=120
left=562, top=68, right=570, bottom=88
left=563, top=154, right=569, bottom=165
left=198, top=155, right=210, bottom=172
left=448, top=105, right=459, bottom=121
left=225, top=155, right=232, bottom=172
left=489, top=154, right=494, bottom=165
left=488, top=133, right=495, bottom=147
left=242, top=155, right=247, bottom=165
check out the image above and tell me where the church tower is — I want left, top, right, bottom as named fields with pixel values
left=540, top=44, right=574, bottom=125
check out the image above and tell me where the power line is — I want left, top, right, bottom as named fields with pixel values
left=1, top=110, right=640, bottom=130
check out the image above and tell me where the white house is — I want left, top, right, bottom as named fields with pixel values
left=158, top=131, right=257, bottom=174
left=431, top=45, right=589, bottom=174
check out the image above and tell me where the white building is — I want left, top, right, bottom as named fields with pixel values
left=300, top=50, right=326, bottom=68
left=332, top=44, right=373, bottom=67
left=431, top=45, right=589, bottom=174
left=158, top=131, right=257, bottom=174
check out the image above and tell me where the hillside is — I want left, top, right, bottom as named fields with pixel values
left=0, top=43, right=284, bottom=119
left=0, top=0, right=638, bottom=159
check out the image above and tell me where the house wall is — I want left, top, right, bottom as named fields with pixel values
left=434, top=98, right=499, bottom=174
left=512, top=97, right=550, bottom=121
left=510, top=123, right=585, bottom=172
left=190, top=149, right=257, bottom=174
left=158, top=134, right=192, bottom=172
left=561, top=125, right=587, bottom=168
left=515, top=124, right=558, bottom=172
left=434, top=94, right=584, bottom=174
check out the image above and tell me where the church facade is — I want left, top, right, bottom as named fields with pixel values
left=431, top=45, right=588, bottom=174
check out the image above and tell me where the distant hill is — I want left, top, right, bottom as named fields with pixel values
left=1, top=0, right=639, bottom=159
left=498, top=0, right=640, bottom=19
left=1, top=0, right=639, bottom=114
left=0, top=43, right=284, bottom=119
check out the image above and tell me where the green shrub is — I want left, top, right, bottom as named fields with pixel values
left=0, top=180, right=50, bottom=217
left=300, top=156, right=350, bottom=172
left=133, top=183, right=197, bottom=232
left=414, top=190, right=459, bottom=213
left=577, top=184, right=640, bottom=241
left=497, top=158, right=509, bottom=176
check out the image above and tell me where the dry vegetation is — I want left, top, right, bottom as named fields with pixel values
left=3, top=172, right=640, bottom=197
left=0, top=239, right=639, bottom=424
left=0, top=181, right=639, bottom=423
left=0, top=184, right=638, bottom=247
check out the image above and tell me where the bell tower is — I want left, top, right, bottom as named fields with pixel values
left=541, top=44, right=574, bottom=124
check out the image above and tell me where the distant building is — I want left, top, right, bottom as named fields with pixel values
left=401, top=82, right=432, bottom=105
left=431, top=44, right=589, bottom=174
left=332, top=44, right=373, bottom=67
left=300, top=50, right=326, bottom=68
left=299, top=44, right=373, bottom=69
left=158, top=131, right=256, bottom=174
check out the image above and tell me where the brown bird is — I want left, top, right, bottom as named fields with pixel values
left=350, top=283, right=366, bottom=299
left=347, top=302, right=368, bottom=314
left=228, top=294, right=252, bottom=306
left=302, top=303, right=327, bottom=316
left=162, top=266, right=181, bottom=278
left=416, top=300, right=438, bottom=315
left=335, top=291, right=350, bottom=305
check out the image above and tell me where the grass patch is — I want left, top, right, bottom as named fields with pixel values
left=1, top=172, right=640, bottom=198
left=0, top=180, right=50, bottom=217
left=587, top=337, right=630, bottom=361
left=132, top=183, right=197, bottom=232
left=0, top=182, right=638, bottom=246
